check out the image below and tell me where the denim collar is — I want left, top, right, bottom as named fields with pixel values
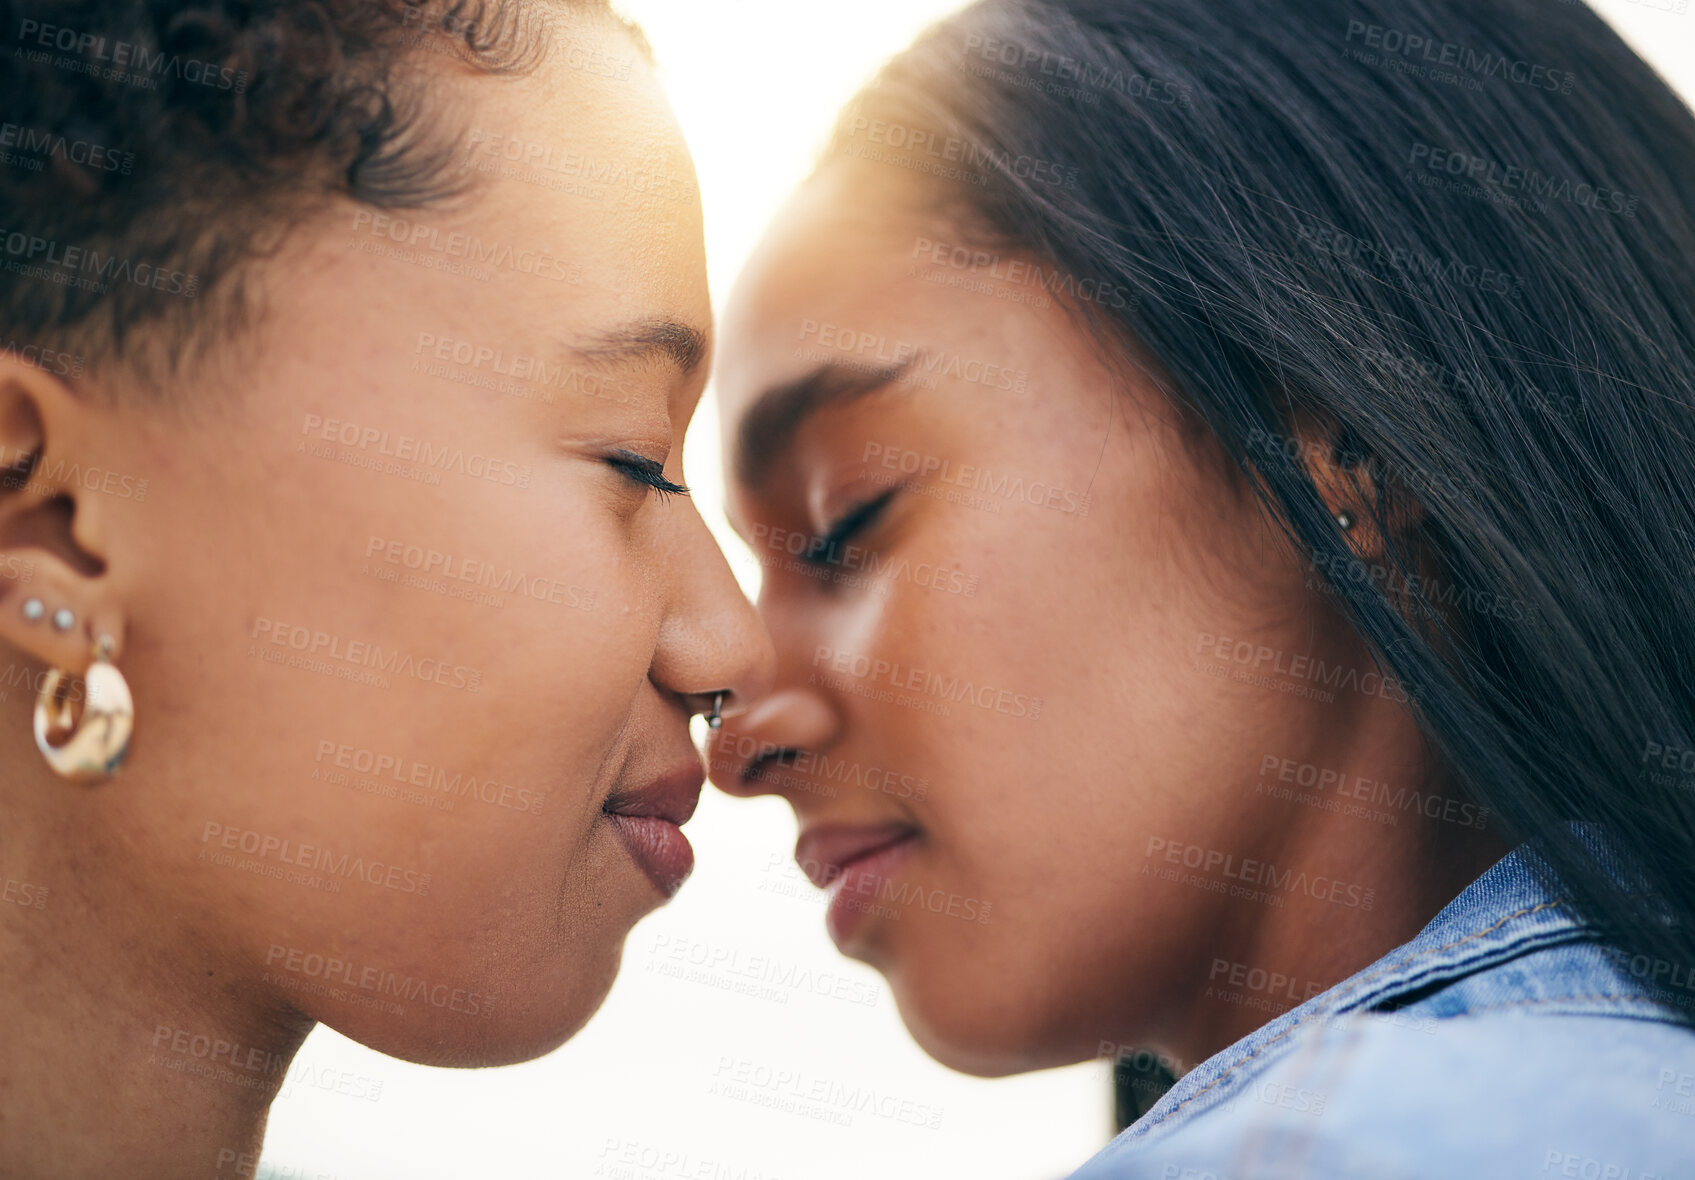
left=1121, top=839, right=1667, bottom=1140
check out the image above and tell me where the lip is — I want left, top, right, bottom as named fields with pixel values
left=604, top=762, right=705, bottom=898
left=794, top=821, right=914, bottom=888
left=794, top=822, right=919, bottom=945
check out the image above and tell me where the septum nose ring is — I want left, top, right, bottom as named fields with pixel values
left=707, top=692, right=725, bottom=730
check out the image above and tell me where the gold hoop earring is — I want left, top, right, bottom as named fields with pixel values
left=35, top=635, right=134, bottom=782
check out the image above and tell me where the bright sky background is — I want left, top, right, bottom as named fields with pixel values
left=259, top=2, right=1695, bottom=1177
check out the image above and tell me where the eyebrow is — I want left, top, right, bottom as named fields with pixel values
left=733, top=360, right=912, bottom=488
left=575, top=318, right=710, bottom=376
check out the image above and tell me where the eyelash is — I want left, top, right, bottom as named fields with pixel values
left=608, top=450, right=690, bottom=500
left=803, top=489, right=897, bottom=565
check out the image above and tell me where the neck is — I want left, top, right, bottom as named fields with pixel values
left=0, top=795, right=312, bottom=1177
left=1153, top=707, right=1512, bottom=1070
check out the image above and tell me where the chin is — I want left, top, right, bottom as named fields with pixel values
left=886, top=959, right=1075, bottom=1078
left=321, top=941, right=626, bottom=1069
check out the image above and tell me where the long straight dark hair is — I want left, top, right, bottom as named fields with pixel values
left=829, top=0, right=1695, bottom=1010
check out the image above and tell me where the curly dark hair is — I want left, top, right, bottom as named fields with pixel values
left=0, top=0, right=623, bottom=386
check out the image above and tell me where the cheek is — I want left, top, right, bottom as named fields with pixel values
left=132, top=436, right=667, bottom=917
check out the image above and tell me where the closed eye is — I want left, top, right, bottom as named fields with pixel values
left=803, top=489, right=896, bottom=565
left=608, top=449, right=690, bottom=500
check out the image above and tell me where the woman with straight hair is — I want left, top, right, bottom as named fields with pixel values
left=708, top=0, right=1695, bottom=1172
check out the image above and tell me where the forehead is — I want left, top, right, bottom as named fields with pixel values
left=451, top=16, right=711, bottom=335
left=716, top=166, right=929, bottom=426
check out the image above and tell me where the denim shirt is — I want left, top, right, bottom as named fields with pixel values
left=1069, top=844, right=1695, bottom=1180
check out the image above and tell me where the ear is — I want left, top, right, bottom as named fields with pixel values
left=1286, top=414, right=1425, bottom=565
left=0, top=359, right=127, bottom=675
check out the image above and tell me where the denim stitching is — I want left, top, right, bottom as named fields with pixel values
left=1140, top=899, right=1569, bottom=1130
left=1448, top=993, right=1667, bottom=1015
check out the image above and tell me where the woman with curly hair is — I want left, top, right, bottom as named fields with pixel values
left=0, top=2, right=769, bottom=1174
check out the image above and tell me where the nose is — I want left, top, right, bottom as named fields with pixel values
left=707, top=687, right=840, bottom=799
left=648, top=500, right=774, bottom=724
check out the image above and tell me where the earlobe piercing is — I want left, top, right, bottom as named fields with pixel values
left=51, top=608, right=74, bottom=632
left=35, top=632, right=134, bottom=782
left=707, top=692, right=725, bottom=731
left=21, top=598, right=43, bottom=622
left=1335, top=510, right=1355, bottom=531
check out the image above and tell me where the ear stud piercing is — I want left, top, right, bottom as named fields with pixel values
left=1335, top=510, right=1355, bottom=531
left=19, top=599, right=77, bottom=630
